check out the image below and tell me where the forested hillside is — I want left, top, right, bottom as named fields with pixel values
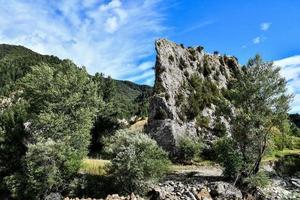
left=0, top=44, right=152, bottom=118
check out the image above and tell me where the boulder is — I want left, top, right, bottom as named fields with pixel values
left=197, top=188, right=212, bottom=200
left=45, top=193, right=63, bottom=200
left=209, top=181, right=242, bottom=200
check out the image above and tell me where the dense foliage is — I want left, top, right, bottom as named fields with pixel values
left=213, top=137, right=243, bottom=179
left=215, top=55, right=292, bottom=185
left=104, top=130, right=171, bottom=194
left=1, top=61, right=99, bottom=199
left=177, top=136, right=202, bottom=163
left=89, top=73, right=152, bottom=156
left=0, top=44, right=152, bottom=198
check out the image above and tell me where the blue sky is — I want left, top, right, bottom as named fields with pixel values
left=1, top=0, right=300, bottom=112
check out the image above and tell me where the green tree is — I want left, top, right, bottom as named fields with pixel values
left=103, top=76, right=116, bottom=102
left=2, top=61, right=99, bottom=199
left=0, top=96, right=28, bottom=193
left=218, top=55, right=292, bottom=184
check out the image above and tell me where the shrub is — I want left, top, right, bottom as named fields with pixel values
left=196, top=115, right=210, bottom=129
left=213, top=137, right=243, bottom=179
left=290, top=123, right=300, bottom=137
left=177, top=136, right=202, bottom=162
left=244, top=171, right=270, bottom=188
left=104, top=130, right=171, bottom=194
left=196, top=46, right=204, bottom=52
left=203, top=56, right=212, bottom=77
left=213, top=117, right=227, bottom=137
left=185, top=75, right=221, bottom=120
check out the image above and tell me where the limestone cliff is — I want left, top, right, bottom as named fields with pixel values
left=146, top=39, right=241, bottom=156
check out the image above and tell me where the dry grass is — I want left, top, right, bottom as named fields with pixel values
left=171, top=160, right=217, bottom=172
left=128, top=118, right=147, bottom=132
left=80, top=159, right=110, bottom=175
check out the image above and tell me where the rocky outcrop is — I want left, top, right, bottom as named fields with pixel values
left=146, top=39, right=240, bottom=155
left=148, top=180, right=243, bottom=200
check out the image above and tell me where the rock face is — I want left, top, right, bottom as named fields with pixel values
left=146, top=39, right=240, bottom=155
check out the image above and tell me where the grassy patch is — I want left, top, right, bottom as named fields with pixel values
left=263, top=149, right=300, bottom=162
left=80, top=159, right=110, bottom=175
left=171, top=160, right=217, bottom=172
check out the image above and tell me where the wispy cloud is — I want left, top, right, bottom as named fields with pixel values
left=274, top=55, right=300, bottom=113
left=260, top=22, right=271, bottom=31
left=253, top=37, right=261, bottom=44
left=0, top=0, right=170, bottom=85
left=178, top=20, right=214, bottom=35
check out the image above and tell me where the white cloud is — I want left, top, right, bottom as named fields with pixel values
left=127, top=70, right=154, bottom=82
left=138, top=61, right=154, bottom=71
left=260, top=22, right=271, bottom=31
left=274, top=55, right=300, bottom=113
left=100, top=0, right=122, bottom=11
left=0, top=0, right=168, bottom=85
left=178, top=20, right=214, bottom=35
left=253, top=37, right=261, bottom=44
left=105, top=16, right=119, bottom=33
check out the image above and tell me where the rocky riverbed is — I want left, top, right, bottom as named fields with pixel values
left=62, top=159, right=300, bottom=200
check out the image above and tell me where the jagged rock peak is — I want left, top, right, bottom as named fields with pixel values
left=147, top=39, right=241, bottom=157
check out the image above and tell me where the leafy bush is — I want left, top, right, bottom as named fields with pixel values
left=213, top=117, right=227, bottom=137
left=104, top=130, right=171, bottom=194
left=213, top=137, right=243, bottom=179
left=245, top=171, right=270, bottom=188
left=290, top=122, right=300, bottom=137
left=203, top=57, right=212, bottom=77
left=177, top=136, right=202, bottom=162
left=196, top=115, right=210, bottom=129
left=272, top=133, right=294, bottom=150
left=187, top=75, right=220, bottom=119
